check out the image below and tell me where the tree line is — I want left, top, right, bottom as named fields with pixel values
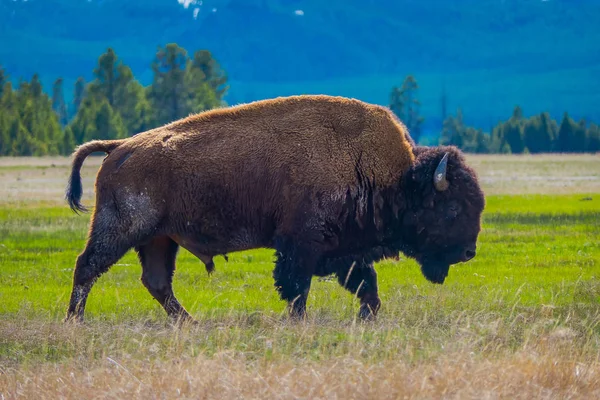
left=389, top=75, right=600, bottom=153
left=440, top=106, right=600, bottom=154
left=1, top=60, right=598, bottom=156
left=0, top=44, right=227, bottom=156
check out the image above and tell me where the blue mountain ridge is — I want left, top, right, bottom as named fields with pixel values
left=1, top=0, right=599, bottom=135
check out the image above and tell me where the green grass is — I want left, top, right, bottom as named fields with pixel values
left=1, top=194, right=599, bottom=350
left=1, top=190, right=599, bottom=397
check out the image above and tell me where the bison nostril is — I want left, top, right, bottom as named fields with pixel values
left=464, top=250, right=476, bottom=260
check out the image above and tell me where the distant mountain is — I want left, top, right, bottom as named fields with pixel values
left=2, top=0, right=599, bottom=135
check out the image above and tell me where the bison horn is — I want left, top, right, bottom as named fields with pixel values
left=433, top=152, right=450, bottom=191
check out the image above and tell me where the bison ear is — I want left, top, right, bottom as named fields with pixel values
left=433, top=153, right=450, bottom=191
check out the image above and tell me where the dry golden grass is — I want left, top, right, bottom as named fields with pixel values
left=465, top=153, right=600, bottom=195
left=0, top=156, right=102, bottom=205
left=2, top=353, right=599, bottom=399
left=0, top=153, right=598, bottom=205
left=1, top=316, right=599, bottom=400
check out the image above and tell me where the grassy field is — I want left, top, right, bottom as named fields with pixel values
left=0, top=154, right=599, bottom=398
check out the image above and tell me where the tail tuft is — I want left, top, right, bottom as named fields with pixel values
left=65, top=139, right=125, bottom=214
left=66, top=166, right=88, bottom=214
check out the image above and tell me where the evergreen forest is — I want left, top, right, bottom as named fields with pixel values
left=1, top=46, right=598, bottom=156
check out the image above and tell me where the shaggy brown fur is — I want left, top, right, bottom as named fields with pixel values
left=64, top=94, right=484, bottom=323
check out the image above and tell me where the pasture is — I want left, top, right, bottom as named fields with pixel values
left=1, top=154, right=599, bottom=399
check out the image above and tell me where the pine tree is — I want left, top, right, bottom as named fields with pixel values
left=0, top=79, right=9, bottom=155
left=523, top=115, right=541, bottom=153
left=489, top=123, right=510, bottom=154
left=389, top=87, right=404, bottom=121
left=503, top=106, right=525, bottom=154
left=69, top=96, right=98, bottom=144
left=539, top=112, right=557, bottom=152
left=472, top=129, right=491, bottom=153
left=116, top=78, right=151, bottom=135
left=573, top=119, right=588, bottom=152
left=190, top=49, right=228, bottom=100
left=130, top=93, right=156, bottom=134
left=9, top=118, right=33, bottom=156
left=524, top=114, right=554, bottom=154
left=440, top=108, right=465, bottom=148
left=43, top=110, right=63, bottom=155
left=72, top=77, right=86, bottom=118
left=18, top=74, right=63, bottom=155
left=87, top=48, right=147, bottom=134
left=184, top=67, right=220, bottom=114
left=389, top=75, right=424, bottom=144
left=0, top=66, right=7, bottom=97
left=62, top=126, right=76, bottom=155
left=149, top=43, right=192, bottom=125
left=587, top=123, right=600, bottom=153
left=90, top=100, right=126, bottom=141
left=1, top=82, right=16, bottom=114
left=30, top=74, right=43, bottom=99
left=70, top=97, right=127, bottom=143
left=89, top=48, right=120, bottom=107
left=0, top=112, right=11, bottom=156
left=13, top=78, right=38, bottom=155
left=557, top=112, right=577, bottom=152
left=461, top=128, right=490, bottom=153
left=52, top=78, right=68, bottom=126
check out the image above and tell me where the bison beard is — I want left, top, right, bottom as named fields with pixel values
left=62, top=95, right=485, bottom=324
left=419, top=260, right=450, bottom=284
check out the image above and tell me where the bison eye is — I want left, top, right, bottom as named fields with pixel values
left=446, top=203, right=462, bottom=219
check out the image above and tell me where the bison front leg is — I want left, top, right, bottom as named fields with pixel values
left=335, top=259, right=381, bottom=321
left=273, top=237, right=319, bottom=320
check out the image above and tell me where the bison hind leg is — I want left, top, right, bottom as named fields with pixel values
left=65, top=238, right=133, bottom=323
left=65, top=206, right=146, bottom=323
left=136, top=236, right=195, bottom=324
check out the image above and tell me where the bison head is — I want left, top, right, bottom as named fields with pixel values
left=397, top=145, right=485, bottom=284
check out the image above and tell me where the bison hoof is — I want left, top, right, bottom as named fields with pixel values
left=170, top=314, right=199, bottom=328
left=63, top=314, right=85, bottom=325
left=288, top=304, right=308, bottom=321
left=358, top=307, right=376, bottom=321
left=358, top=299, right=381, bottom=322
left=289, top=309, right=307, bottom=322
left=287, top=297, right=308, bottom=321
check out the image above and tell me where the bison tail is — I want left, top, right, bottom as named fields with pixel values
left=65, top=139, right=125, bottom=214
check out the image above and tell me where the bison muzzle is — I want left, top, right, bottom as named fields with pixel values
left=63, top=94, right=485, bottom=323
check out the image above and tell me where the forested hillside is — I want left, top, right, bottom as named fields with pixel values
left=1, top=0, right=599, bottom=133
left=0, top=46, right=227, bottom=156
left=1, top=49, right=599, bottom=157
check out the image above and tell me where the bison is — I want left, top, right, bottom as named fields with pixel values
left=63, top=94, right=485, bottom=323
